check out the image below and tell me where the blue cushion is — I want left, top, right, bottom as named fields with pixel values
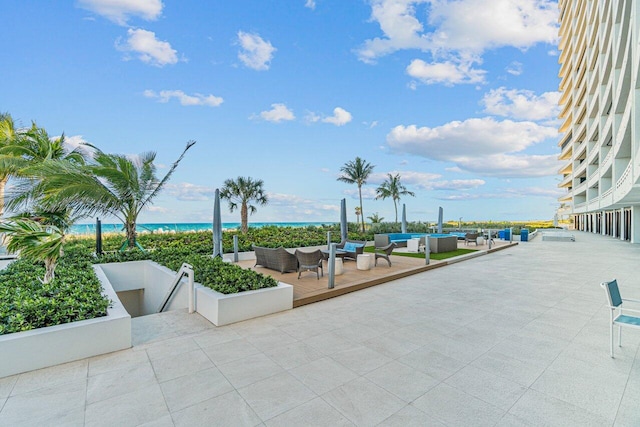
left=343, top=242, right=363, bottom=252
left=616, top=314, right=640, bottom=327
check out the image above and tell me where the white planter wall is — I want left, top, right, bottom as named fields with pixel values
left=195, top=282, right=293, bottom=326
left=0, top=266, right=131, bottom=378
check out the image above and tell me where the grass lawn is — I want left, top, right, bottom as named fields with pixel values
left=364, top=246, right=477, bottom=260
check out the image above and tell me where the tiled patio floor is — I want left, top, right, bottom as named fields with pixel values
left=1, top=232, right=639, bottom=426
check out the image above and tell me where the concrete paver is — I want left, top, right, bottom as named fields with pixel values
left=1, top=231, right=639, bottom=426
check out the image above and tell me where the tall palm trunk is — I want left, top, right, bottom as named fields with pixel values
left=126, top=221, right=137, bottom=248
left=393, top=199, right=398, bottom=223
left=241, top=202, right=248, bottom=234
left=358, top=184, right=365, bottom=233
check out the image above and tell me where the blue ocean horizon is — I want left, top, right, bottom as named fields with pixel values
left=70, top=221, right=338, bottom=235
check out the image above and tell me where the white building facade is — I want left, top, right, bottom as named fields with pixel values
left=558, top=0, right=640, bottom=242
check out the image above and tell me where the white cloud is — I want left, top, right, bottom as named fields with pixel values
left=305, top=0, right=316, bottom=10
left=437, top=185, right=565, bottom=201
left=426, top=179, right=486, bottom=191
left=343, top=187, right=378, bottom=200
left=145, top=205, right=169, bottom=213
left=481, top=87, right=560, bottom=121
left=117, top=28, right=178, bottom=67
left=257, top=103, right=295, bottom=123
left=143, top=89, right=223, bottom=107
left=53, top=135, right=96, bottom=158
left=237, top=31, right=276, bottom=70
left=306, top=107, right=353, bottom=126
left=506, top=61, right=523, bottom=75
left=406, top=58, right=486, bottom=85
left=305, top=112, right=321, bottom=123
left=322, top=107, right=353, bottom=126
left=164, top=182, right=214, bottom=201
left=267, top=192, right=341, bottom=220
left=77, top=0, right=162, bottom=25
left=387, top=117, right=558, bottom=177
left=357, top=0, right=558, bottom=86
left=369, top=170, right=440, bottom=185
left=369, top=170, right=484, bottom=191
left=426, top=0, right=558, bottom=52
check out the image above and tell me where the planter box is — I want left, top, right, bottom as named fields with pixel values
left=429, top=235, right=458, bottom=253
left=0, top=266, right=131, bottom=378
left=195, top=283, right=293, bottom=326
left=99, top=260, right=293, bottom=326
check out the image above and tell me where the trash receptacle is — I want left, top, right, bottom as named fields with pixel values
left=498, top=230, right=505, bottom=239
left=521, top=229, right=529, bottom=242
left=503, top=228, right=511, bottom=240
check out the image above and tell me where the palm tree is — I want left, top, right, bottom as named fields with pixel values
left=337, top=157, right=374, bottom=233
left=32, top=141, right=196, bottom=249
left=375, top=173, right=415, bottom=223
left=0, top=113, right=23, bottom=218
left=220, top=177, right=268, bottom=234
left=3, top=124, right=89, bottom=215
left=367, top=212, right=384, bottom=223
left=0, top=219, right=64, bottom=284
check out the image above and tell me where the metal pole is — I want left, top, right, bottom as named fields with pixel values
left=328, top=243, right=336, bottom=289
left=488, top=229, right=492, bottom=249
left=233, top=235, right=239, bottom=262
left=95, top=217, right=102, bottom=256
left=327, top=231, right=332, bottom=248
left=424, top=236, right=430, bottom=265
left=509, top=227, right=513, bottom=243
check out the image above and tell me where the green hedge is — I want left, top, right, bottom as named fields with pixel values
left=0, top=255, right=111, bottom=335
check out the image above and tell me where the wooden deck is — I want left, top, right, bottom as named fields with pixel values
left=236, top=240, right=517, bottom=307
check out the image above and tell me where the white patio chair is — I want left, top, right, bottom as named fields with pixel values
left=600, top=279, right=640, bottom=357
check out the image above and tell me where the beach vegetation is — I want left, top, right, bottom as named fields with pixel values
left=220, top=176, right=268, bottom=234
left=375, top=173, right=415, bottom=223
left=337, top=157, right=374, bottom=233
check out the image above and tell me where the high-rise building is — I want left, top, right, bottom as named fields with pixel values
left=557, top=0, right=640, bottom=242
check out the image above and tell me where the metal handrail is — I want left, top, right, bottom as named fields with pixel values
left=158, top=263, right=195, bottom=314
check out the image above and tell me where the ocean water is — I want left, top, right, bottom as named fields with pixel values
left=70, top=222, right=337, bottom=235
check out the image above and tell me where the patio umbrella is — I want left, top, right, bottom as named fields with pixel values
left=340, top=198, right=348, bottom=242
left=213, top=188, right=223, bottom=258
left=401, top=204, right=407, bottom=233
left=437, top=206, right=443, bottom=233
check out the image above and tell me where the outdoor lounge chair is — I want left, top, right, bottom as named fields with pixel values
left=336, top=239, right=366, bottom=260
left=600, top=279, right=640, bottom=357
left=464, top=233, right=479, bottom=245
left=374, top=242, right=396, bottom=267
left=295, top=249, right=324, bottom=279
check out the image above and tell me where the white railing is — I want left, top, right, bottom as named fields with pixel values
left=615, top=162, right=632, bottom=193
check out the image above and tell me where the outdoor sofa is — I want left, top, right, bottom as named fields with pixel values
left=336, top=239, right=366, bottom=260
left=252, top=245, right=298, bottom=273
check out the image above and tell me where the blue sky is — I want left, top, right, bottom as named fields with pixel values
left=1, top=0, right=563, bottom=225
